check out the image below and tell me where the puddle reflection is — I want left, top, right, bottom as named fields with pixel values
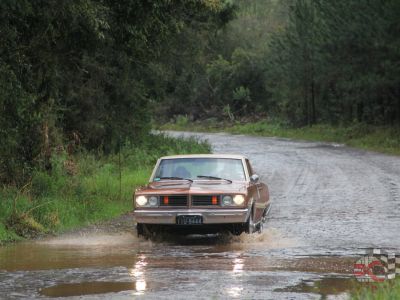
left=227, top=286, right=244, bottom=297
left=226, top=253, right=245, bottom=298
left=232, top=257, right=244, bottom=274
left=129, top=254, right=148, bottom=295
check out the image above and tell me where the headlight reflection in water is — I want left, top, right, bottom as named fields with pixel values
left=227, top=253, right=245, bottom=297
left=129, top=254, right=148, bottom=295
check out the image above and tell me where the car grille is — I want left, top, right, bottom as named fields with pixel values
left=192, top=195, right=220, bottom=206
left=160, top=195, right=188, bottom=207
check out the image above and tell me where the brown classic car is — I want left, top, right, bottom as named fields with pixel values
left=133, top=154, right=270, bottom=237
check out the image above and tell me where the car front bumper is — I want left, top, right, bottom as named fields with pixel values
left=134, top=208, right=250, bottom=224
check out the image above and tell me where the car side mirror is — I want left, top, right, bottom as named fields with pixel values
left=250, top=174, right=259, bottom=183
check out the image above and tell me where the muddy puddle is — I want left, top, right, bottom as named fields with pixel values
left=276, top=276, right=363, bottom=298
left=0, top=228, right=358, bottom=299
left=40, top=282, right=139, bottom=298
left=39, top=277, right=360, bottom=299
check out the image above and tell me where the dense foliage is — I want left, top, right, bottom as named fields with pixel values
left=0, top=0, right=232, bottom=184
left=267, top=0, right=400, bottom=126
left=1, top=0, right=399, bottom=184
left=157, top=0, right=400, bottom=127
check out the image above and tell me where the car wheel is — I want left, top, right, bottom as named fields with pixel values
left=262, top=204, right=271, bottom=223
left=255, top=220, right=263, bottom=234
left=137, top=223, right=144, bottom=237
left=230, top=224, right=244, bottom=236
left=136, top=223, right=152, bottom=239
left=246, top=208, right=255, bottom=234
left=255, top=207, right=268, bottom=234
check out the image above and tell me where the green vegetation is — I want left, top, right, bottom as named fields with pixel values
left=0, top=0, right=233, bottom=185
left=161, top=119, right=400, bottom=155
left=156, top=0, right=400, bottom=129
left=352, top=279, right=400, bottom=299
left=0, top=134, right=210, bottom=244
left=0, top=0, right=224, bottom=242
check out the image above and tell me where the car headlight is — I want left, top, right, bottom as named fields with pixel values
left=148, top=196, right=159, bottom=207
left=222, top=195, right=233, bottom=206
left=233, top=195, right=245, bottom=205
left=136, top=195, right=148, bottom=206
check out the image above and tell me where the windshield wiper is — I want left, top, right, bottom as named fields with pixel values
left=197, top=175, right=232, bottom=183
left=158, top=176, right=193, bottom=182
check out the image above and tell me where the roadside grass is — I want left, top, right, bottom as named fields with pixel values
left=352, top=278, right=400, bottom=299
left=160, top=119, right=400, bottom=156
left=0, top=134, right=210, bottom=244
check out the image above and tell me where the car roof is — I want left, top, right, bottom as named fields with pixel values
left=159, top=154, right=248, bottom=160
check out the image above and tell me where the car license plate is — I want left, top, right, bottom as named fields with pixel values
left=176, top=215, right=203, bottom=225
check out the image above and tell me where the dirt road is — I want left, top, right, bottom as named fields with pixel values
left=1, top=131, right=399, bottom=299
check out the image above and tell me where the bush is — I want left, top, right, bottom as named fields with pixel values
left=353, top=278, right=400, bottom=299
left=31, top=172, right=54, bottom=198
left=175, top=115, right=189, bottom=127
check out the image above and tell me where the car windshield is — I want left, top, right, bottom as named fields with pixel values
left=153, top=158, right=246, bottom=181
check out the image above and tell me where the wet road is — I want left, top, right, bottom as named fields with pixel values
left=1, top=131, right=399, bottom=299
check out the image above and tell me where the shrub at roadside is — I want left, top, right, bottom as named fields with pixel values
left=0, top=134, right=210, bottom=243
left=352, top=278, right=400, bottom=299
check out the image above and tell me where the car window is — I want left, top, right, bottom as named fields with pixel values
left=154, top=158, right=246, bottom=181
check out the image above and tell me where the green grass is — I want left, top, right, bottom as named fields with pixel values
left=352, top=278, right=400, bottom=299
left=160, top=119, right=400, bottom=156
left=0, top=134, right=210, bottom=244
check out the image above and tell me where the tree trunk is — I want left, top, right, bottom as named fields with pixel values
left=304, top=82, right=309, bottom=126
left=43, top=121, right=52, bottom=171
left=311, top=78, right=316, bottom=124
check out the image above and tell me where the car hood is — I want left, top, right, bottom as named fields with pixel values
left=136, top=180, right=248, bottom=195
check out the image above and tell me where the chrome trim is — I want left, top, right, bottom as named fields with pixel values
left=134, top=208, right=249, bottom=224
left=149, top=158, right=161, bottom=182
left=135, top=209, right=248, bottom=213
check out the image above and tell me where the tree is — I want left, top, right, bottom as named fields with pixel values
left=0, top=0, right=230, bottom=184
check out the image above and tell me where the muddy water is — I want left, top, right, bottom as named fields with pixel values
left=1, top=131, right=399, bottom=299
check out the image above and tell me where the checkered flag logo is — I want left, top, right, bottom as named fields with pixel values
left=354, top=248, right=400, bottom=282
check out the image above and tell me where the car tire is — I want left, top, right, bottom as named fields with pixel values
left=136, top=223, right=144, bottom=237
left=230, top=224, right=244, bottom=236
left=255, top=219, right=263, bottom=234
left=254, top=207, right=268, bottom=234
left=246, top=208, right=255, bottom=234
left=137, top=223, right=152, bottom=239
